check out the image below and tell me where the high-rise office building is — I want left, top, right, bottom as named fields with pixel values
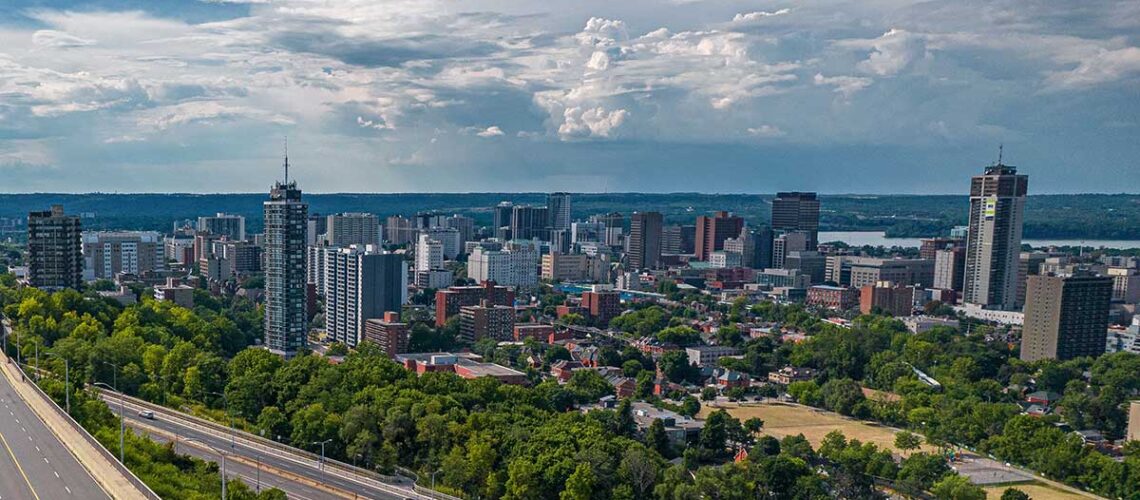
left=662, top=226, right=684, bottom=255
left=591, top=212, right=625, bottom=247
left=1020, top=271, right=1112, bottom=362
left=771, top=192, right=821, bottom=250
left=263, top=162, right=309, bottom=359
left=628, top=211, right=663, bottom=270
left=325, top=246, right=407, bottom=347
left=326, top=213, right=381, bottom=247
left=306, top=213, right=328, bottom=246
left=81, top=231, right=165, bottom=280
left=27, top=205, right=83, bottom=290
left=920, top=238, right=959, bottom=260
left=695, top=211, right=744, bottom=261
left=571, top=221, right=606, bottom=246
left=510, top=206, right=549, bottom=241
left=197, top=213, right=246, bottom=241
left=419, top=227, right=462, bottom=259
left=963, top=161, right=1028, bottom=310
left=493, top=202, right=514, bottom=233
left=547, top=192, right=572, bottom=232
left=772, top=231, right=810, bottom=269
left=445, top=215, right=475, bottom=245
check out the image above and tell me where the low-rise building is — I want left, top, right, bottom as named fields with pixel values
left=767, top=366, right=815, bottom=385
left=684, top=345, right=742, bottom=367
left=860, top=281, right=916, bottom=317
left=363, top=312, right=410, bottom=357
left=459, top=303, right=515, bottom=342
left=806, top=285, right=859, bottom=310
left=395, top=352, right=528, bottom=385
left=514, top=324, right=556, bottom=342
left=153, top=277, right=195, bottom=308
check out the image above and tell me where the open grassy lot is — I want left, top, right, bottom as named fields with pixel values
left=701, top=401, right=935, bottom=454
left=984, top=482, right=1090, bottom=500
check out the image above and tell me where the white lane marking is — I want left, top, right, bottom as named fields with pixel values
left=42, top=457, right=48, bottom=464
left=34, top=446, right=39, bottom=452
left=65, top=487, right=71, bottom=495
left=54, top=471, right=59, bottom=478
left=20, top=427, right=25, bottom=433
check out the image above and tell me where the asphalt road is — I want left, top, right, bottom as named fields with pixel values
left=100, top=393, right=423, bottom=499
left=0, top=361, right=109, bottom=500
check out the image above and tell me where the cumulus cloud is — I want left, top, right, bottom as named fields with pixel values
left=845, top=28, right=927, bottom=76
left=473, top=126, right=505, bottom=137
left=813, top=73, right=873, bottom=98
left=747, top=125, right=786, bottom=137
left=32, top=30, right=95, bottom=48
left=1045, top=46, right=1140, bottom=89
left=559, top=107, right=628, bottom=138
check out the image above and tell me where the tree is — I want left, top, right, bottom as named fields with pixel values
left=701, top=387, right=718, bottom=402
left=1000, top=488, right=1030, bottom=500
left=931, top=474, right=986, bottom=500
left=744, top=417, right=764, bottom=434
left=647, top=419, right=672, bottom=458
left=700, top=410, right=732, bottom=456
left=819, top=378, right=866, bottom=416
left=561, top=463, right=596, bottom=500
left=619, top=445, right=660, bottom=498
left=622, top=359, right=643, bottom=378
left=894, top=430, right=923, bottom=456
left=679, top=397, right=700, bottom=418
left=659, top=350, right=699, bottom=384
left=325, top=342, right=349, bottom=356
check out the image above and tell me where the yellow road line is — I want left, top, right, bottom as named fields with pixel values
left=0, top=425, right=41, bottom=500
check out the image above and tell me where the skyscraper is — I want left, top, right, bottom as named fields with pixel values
left=628, top=211, right=663, bottom=270
left=510, top=205, right=549, bottom=241
left=963, top=161, right=1028, bottom=310
left=81, top=231, right=165, bottom=280
left=263, top=157, right=309, bottom=358
left=771, top=192, right=820, bottom=250
left=547, top=192, right=572, bottom=231
left=27, top=205, right=83, bottom=290
left=1020, top=271, right=1112, bottom=362
left=695, top=211, right=744, bottom=261
left=325, top=246, right=407, bottom=347
left=493, top=202, right=514, bottom=233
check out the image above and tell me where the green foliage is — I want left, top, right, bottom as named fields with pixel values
left=1000, top=488, right=1030, bottom=500
left=930, top=474, right=986, bottom=500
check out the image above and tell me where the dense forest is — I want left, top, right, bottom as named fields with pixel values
left=1, top=192, right=1139, bottom=239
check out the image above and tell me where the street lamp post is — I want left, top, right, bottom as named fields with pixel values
left=93, top=381, right=125, bottom=464
left=181, top=437, right=228, bottom=500
left=206, top=390, right=236, bottom=451
left=432, top=469, right=443, bottom=493
left=312, top=439, right=333, bottom=471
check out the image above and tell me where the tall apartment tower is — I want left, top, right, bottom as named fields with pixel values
left=628, top=212, right=663, bottom=270
left=27, top=205, right=83, bottom=290
left=963, top=161, right=1028, bottom=310
left=81, top=231, right=165, bottom=280
left=695, top=211, right=744, bottom=261
left=771, top=192, right=821, bottom=250
left=263, top=159, right=309, bottom=359
left=547, top=192, right=572, bottom=232
left=326, top=213, right=381, bottom=247
left=385, top=215, right=413, bottom=246
left=1020, top=272, right=1112, bottom=362
left=197, top=213, right=246, bottom=241
left=325, top=246, right=407, bottom=347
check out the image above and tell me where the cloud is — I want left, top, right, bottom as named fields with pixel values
left=558, top=107, right=628, bottom=138
left=31, top=30, right=95, bottom=48
left=747, top=125, right=785, bottom=137
left=847, top=28, right=927, bottom=76
left=1045, top=46, right=1140, bottom=89
left=732, top=9, right=791, bottom=23
left=813, top=73, right=873, bottom=98
left=470, top=126, right=505, bottom=137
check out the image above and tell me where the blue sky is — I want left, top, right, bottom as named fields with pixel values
left=0, top=0, right=1137, bottom=194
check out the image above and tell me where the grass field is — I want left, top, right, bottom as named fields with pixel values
left=700, top=401, right=936, bottom=454
left=984, top=482, right=1089, bottom=500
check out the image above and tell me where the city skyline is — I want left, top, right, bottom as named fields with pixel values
left=0, top=0, right=1137, bottom=194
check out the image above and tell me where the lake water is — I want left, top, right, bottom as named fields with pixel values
left=820, top=231, right=1140, bottom=250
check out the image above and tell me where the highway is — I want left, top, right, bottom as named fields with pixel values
left=0, top=358, right=109, bottom=500
left=98, top=391, right=429, bottom=499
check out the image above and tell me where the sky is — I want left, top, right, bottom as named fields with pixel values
left=0, top=0, right=1137, bottom=194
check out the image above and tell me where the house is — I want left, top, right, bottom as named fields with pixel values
left=551, top=360, right=584, bottom=382
left=767, top=366, right=815, bottom=385
left=685, top=345, right=742, bottom=367
left=1025, top=391, right=1062, bottom=406
left=717, top=370, right=750, bottom=389
left=601, top=371, right=638, bottom=398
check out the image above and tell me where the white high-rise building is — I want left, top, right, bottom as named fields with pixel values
left=416, top=233, right=444, bottom=273
left=81, top=231, right=165, bottom=280
left=468, top=245, right=539, bottom=288
left=419, top=227, right=461, bottom=259
left=324, top=245, right=408, bottom=347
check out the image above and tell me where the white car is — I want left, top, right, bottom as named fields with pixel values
left=138, top=410, right=155, bottom=420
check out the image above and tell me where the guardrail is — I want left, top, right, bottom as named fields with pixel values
left=99, top=389, right=445, bottom=498
left=5, top=358, right=161, bottom=500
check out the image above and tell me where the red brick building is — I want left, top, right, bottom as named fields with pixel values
left=513, top=323, right=556, bottom=342
left=859, top=282, right=916, bottom=317
left=806, top=285, right=860, bottom=310
left=581, top=290, right=622, bottom=326
left=362, top=311, right=409, bottom=358
left=435, top=281, right=514, bottom=326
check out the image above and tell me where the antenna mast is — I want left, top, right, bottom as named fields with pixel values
left=283, top=137, right=289, bottom=184
left=997, top=144, right=1003, bottom=166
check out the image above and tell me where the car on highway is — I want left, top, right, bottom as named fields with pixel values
left=138, top=410, right=155, bottom=420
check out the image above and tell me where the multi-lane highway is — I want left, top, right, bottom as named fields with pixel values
left=99, top=391, right=431, bottom=499
left=0, top=358, right=109, bottom=500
